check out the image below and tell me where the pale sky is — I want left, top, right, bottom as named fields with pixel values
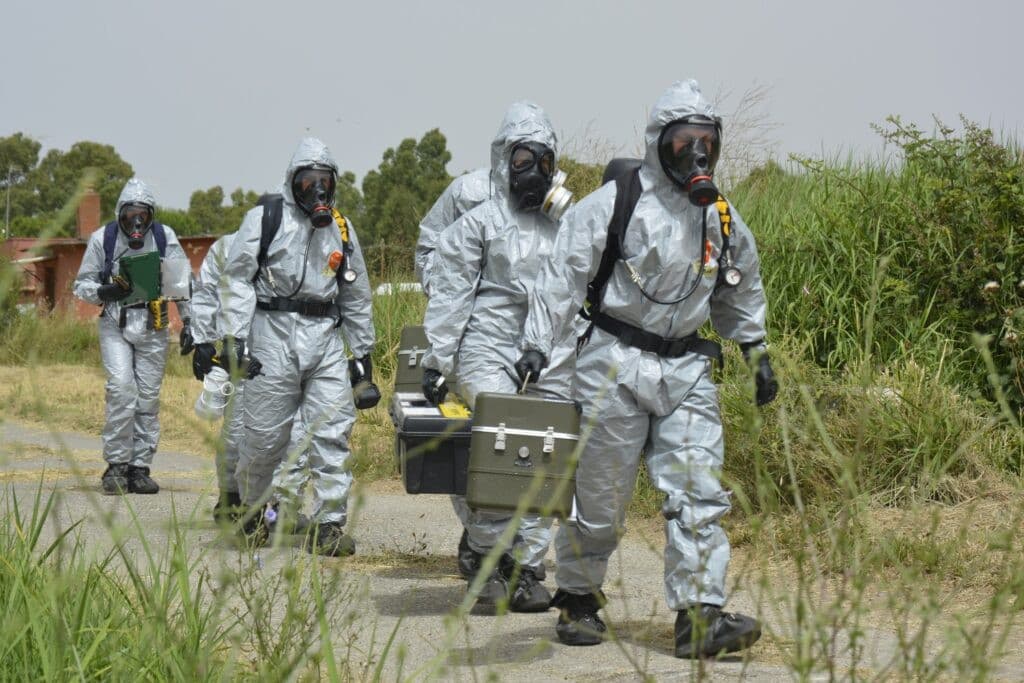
left=2, top=0, right=1020, bottom=209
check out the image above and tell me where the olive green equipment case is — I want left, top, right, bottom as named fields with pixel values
left=394, top=325, right=429, bottom=393
left=466, top=392, right=580, bottom=518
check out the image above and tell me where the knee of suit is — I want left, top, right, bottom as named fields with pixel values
left=662, top=489, right=732, bottom=529
left=571, top=516, right=626, bottom=549
left=136, top=395, right=160, bottom=414
left=106, top=378, right=137, bottom=405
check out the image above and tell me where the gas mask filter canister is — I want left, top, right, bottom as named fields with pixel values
left=541, top=169, right=573, bottom=221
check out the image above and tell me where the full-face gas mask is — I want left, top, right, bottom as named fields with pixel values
left=509, top=142, right=559, bottom=214
left=291, top=165, right=337, bottom=228
left=657, top=115, right=722, bottom=206
left=118, top=202, right=154, bottom=250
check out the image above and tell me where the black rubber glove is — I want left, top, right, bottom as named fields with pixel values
left=754, top=355, right=779, bottom=406
left=514, top=350, right=547, bottom=385
left=218, top=337, right=257, bottom=380
left=244, top=355, right=263, bottom=380
left=179, top=318, right=195, bottom=355
left=743, top=349, right=779, bottom=407
left=348, top=356, right=372, bottom=386
left=349, top=355, right=381, bottom=410
left=193, top=343, right=216, bottom=381
left=422, top=368, right=448, bottom=406
left=97, top=275, right=131, bottom=303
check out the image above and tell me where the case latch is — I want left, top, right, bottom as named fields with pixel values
left=542, top=426, right=555, bottom=453
left=494, top=422, right=506, bottom=452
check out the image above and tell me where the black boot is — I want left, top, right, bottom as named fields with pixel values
left=125, top=466, right=159, bottom=494
left=503, top=556, right=551, bottom=612
left=213, top=490, right=243, bottom=523
left=457, top=529, right=482, bottom=581
left=674, top=604, right=761, bottom=659
left=305, top=522, right=356, bottom=557
left=552, top=589, right=606, bottom=646
left=238, top=504, right=274, bottom=548
left=101, top=464, right=130, bottom=495
left=473, top=563, right=510, bottom=612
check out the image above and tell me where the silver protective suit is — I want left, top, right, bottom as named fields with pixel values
left=191, top=234, right=246, bottom=494
left=193, top=234, right=307, bottom=497
left=219, top=138, right=374, bottom=524
left=422, top=102, right=576, bottom=570
left=415, top=167, right=492, bottom=294
left=73, top=178, right=192, bottom=467
left=522, top=80, right=769, bottom=609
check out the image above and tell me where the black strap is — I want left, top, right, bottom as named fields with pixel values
left=589, top=309, right=722, bottom=364
left=251, top=194, right=355, bottom=288
left=256, top=297, right=340, bottom=319
left=582, top=167, right=642, bottom=320
left=253, top=194, right=284, bottom=283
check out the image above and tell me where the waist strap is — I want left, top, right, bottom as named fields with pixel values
left=589, top=310, right=722, bottom=363
left=257, top=297, right=341, bottom=319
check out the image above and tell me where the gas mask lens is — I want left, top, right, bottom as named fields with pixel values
left=291, top=166, right=337, bottom=228
left=292, top=167, right=336, bottom=203
left=510, top=144, right=554, bottom=177
left=658, top=120, right=720, bottom=177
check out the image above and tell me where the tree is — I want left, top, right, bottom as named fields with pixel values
left=181, top=185, right=263, bottom=235
left=188, top=186, right=226, bottom=233
left=0, top=133, right=41, bottom=190
left=335, top=171, right=363, bottom=226
left=26, top=141, right=133, bottom=233
left=360, top=129, right=452, bottom=245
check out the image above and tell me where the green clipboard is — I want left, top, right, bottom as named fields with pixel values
left=118, top=251, right=162, bottom=306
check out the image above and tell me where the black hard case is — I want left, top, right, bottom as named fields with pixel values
left=389, top=391, right=472, bottom=495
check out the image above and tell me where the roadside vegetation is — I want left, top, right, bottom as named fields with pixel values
left=0, top=117, right=1021, bottom=679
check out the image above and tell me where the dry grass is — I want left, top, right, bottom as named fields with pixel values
left=0, top=364, right=398, bottom=481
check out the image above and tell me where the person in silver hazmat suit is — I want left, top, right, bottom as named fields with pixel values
left=421, top=101, right=577, bottom=612
left=517, top=80, right=779, bottom=658
left=73, top=178, right=193, bottom=495
left=196, top=137, right=375, bottom=556
left=415, top=166, right=492, bottom=296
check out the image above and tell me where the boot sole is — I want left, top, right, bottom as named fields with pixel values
left=556, top=626, right=605, bottom=646
left=675, top=626, right=762, bottom=659
left=102, top=480, right=128, bottom=495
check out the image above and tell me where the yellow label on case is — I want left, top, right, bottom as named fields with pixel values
left=438, top=402, right=471, bottom=419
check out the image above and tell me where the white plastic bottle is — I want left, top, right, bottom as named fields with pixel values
left=194, top=366, right=235, bottom=420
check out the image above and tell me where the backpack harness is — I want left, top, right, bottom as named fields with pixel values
left=251, top=193, right=354, bottom=323
left=576, top=167, right=737, bottom=364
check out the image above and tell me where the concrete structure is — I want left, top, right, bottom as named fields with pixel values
left=1, top=189, right=215, bottom=328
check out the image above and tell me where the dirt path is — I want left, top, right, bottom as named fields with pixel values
left=2, top=420, right=1021, bottom=681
